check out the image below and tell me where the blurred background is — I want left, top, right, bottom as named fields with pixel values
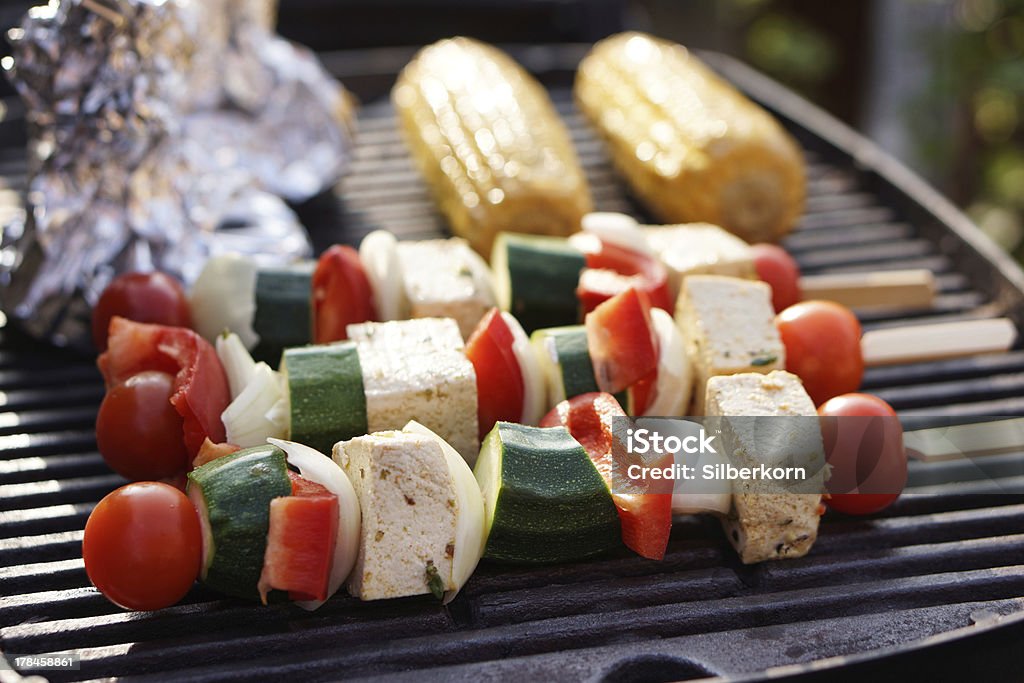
left=1, top=0, right=1021, bottom=260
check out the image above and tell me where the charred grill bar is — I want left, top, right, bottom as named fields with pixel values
left=1, top=45, right=1024, bottom=681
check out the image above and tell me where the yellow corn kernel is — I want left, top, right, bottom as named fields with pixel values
left=393, top=37, right=593, bottom=257
left=575, top=32, right=805, bottom=243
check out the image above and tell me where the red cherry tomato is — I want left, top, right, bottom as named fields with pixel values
left=83, top=482, right=202, bottom=611
left=776, top=300, right=863, bottom=405
left=96, top=371, right=191, bottom=481
left=752, top=243, right=802, bottom=313
left=312, top=245, right=378, bottom=343
left=818, top=393, right=906, bottom=515
left=92, top=272, right=192, bottom=352
left=466, top=309, right=525, bottom=440
left=99, top=318, right=231, bottom=460
left=575, top=238, right=672, bottom=314
left=541, top=392, right=672, bottom=560
left=586, top=288, right=660, bottom=395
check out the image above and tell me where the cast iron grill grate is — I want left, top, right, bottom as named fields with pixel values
left=1, top=47, right=1024, bottom=682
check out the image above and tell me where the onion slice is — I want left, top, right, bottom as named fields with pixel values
left=267, top=438, right=361, bottom=611
left=643, top=309, right=692, bottom=417
left=580, top=212, right=653, bottom=256
left=359, top=230, right=407, bottom=322
left=402, top=421, right=485, bottom=603
left=216, top=332, right=258, bottom=399
left=190, top=254, right=259, bottom=349
left=221, top=363, right=287, bottom=447
left=501, top=312, right=545, bottom=426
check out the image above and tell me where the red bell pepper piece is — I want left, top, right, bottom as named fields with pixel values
left=312, top=245, right=378, bottom=343
left=466, top=308, right=525, bottom=440
left=258, top=475, right=339, bottom=603
left=585, top=288, right=660, bottom=395
left=576, top=238, right=672, bottom=314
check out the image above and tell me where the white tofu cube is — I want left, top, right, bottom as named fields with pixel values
left=354, top=320, right=478, bottom=463
left=677, top=275, right=784, bottom=415
left=335, top=431, right=457, bottom=600
left=347, top=317, right=465, bottom=352
left=643, top=223, right=756, bottom=301
left=705, top=371, right=824, bottom=564
left=397, top=238, right=496, bottom=339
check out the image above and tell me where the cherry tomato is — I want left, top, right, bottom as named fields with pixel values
left=586, top=288, right=660, bottom=395
left=99, top=318, right=231, bottom=459
left=92, top=272, right=192, bottom=352
left=466, top=309, right=525, bottom=440
left=818, top=393, right=906, bottom=515
left=574, top=236, right=672, bottom=314
left=776, top=300, right=863, bottom=405
left=312, top=245, right=377, bottom=343
left=83, top=482, right=202, bottom=611
left=752, top=243, right=802, bottom=313
left=96, top=371, right=191, bottom=481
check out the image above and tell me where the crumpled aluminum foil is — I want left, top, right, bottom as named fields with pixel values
left=0, top=0, right=354, bottom=349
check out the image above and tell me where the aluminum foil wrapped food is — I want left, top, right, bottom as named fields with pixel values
left=0, top=0, right=355, bottom=349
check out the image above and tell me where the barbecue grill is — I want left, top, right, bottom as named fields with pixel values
left=2, top=42, right=1024, bottom=682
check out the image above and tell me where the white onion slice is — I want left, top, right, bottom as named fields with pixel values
left=501, top=312, right=545, bottom=426
left=531, top=333, right=567, bottom=409
left=580, top=212, right=653, bottom=256
left=216, top=332, right=258, bottom=399
left=359, top=230, right=406, bottom=321
left=190, top=254, right=259, bottom=349
left=402, top=421, right=486, bottom=603
left=267, top=438, right=361, bottom=611
left=221, top=363, right=287, bottom=447
left=643, top=309, right=692, bottom=417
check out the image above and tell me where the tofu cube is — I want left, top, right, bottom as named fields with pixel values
left=705, top=371, right=824, bottom=564
left=397, top=238, right=496, bottom=339
left=353, top=319, right=479, bottom=463
left=335, top=431, right=457, bottom=600
left=643, top=223, right=756, bottom=301
left=677, top=275, right=784, bottom=415
left=348, top=317, right=465, bottom=352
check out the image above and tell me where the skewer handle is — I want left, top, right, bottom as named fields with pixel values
left=860, top=317, right=1017, bottom=366
left=799, top=269, right=935, bottom=310
left=905, top=418, right=1024, bottom=462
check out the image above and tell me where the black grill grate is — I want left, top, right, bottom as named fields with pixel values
left=2, top=46, right=1024, bottom=682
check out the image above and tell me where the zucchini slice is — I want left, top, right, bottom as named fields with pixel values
left=492, top=233, right=585, bottom=333
left=282, top=342, right=367, bottom=455
left=251, top=262, right=315, bottom=365
left=530, top=325, right=601, bottom=408
left=474, top=422, right=621, bottom=563
left=187, top=445, right=292, bottom=600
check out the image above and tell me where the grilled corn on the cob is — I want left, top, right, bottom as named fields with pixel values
left=393, top=37, right=593, bottom=257
left=575, top=32, right=805, bottom=243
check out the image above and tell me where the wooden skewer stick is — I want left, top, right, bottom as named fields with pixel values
left=861, top=317, right=1017, bottom=367
left=799, top=269, right=936, bottom=311
left=904, top=417, right=1024, bottom=463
